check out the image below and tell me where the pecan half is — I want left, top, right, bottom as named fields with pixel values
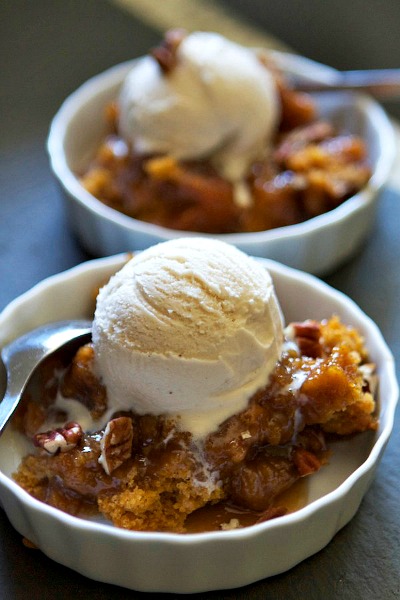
left=360, top=362, right=378, bottom=395
left=292, top=447, right=322, bottom=476
left=99, top=417, right=134, bottom=475
left=292, top=320, right=322, bottom=358
left=151, top=28, right=186, bottom=73
left=33, top=422, right=83, bottom=455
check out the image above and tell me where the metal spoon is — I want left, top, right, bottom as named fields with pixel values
left=267, top=50, right=400, bottom=100
left=0, top=320, right=92, bottom=434
left=291, top=68, right=400, bottom=99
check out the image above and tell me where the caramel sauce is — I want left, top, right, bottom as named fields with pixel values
left=13, top=317, right=377, bottom=534
left=185, top=478, right=308, bottom=533
left=79, top=80, right=371, bottom=236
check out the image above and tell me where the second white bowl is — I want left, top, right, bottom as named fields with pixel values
left=47, top=53, right=396, bottom=275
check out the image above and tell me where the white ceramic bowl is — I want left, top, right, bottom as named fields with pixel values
left=47, top=53, right=396, bottom=275
left=0, top=254, right=397, bottom=593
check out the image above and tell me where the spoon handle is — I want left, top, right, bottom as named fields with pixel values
left=292, top=68, right=400, bottom=99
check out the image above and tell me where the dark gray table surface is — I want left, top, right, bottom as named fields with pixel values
left=0, top=2, right=399, bottom=598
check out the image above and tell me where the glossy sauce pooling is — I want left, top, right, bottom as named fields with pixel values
left=185, top=478, right=309, bottom=533
left=13, top=317, right=378, bottom=533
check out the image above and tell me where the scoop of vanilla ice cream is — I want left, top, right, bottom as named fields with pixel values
left=118, top=31, right=280, bottom=189
left=92, top=238, right=284, bottom=438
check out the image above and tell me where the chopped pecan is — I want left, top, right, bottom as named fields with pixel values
left=220, top=518, right=242, bottom=531
left=151, top=28, right=186, bottom=73
left=292, top=447, right=322, bottom=476
left=274, top=121, right=334, bottom=164
left=360, top=362, right=378, bottom=395
left=33, top=422, right=83, bottom=455
left=292, top=320, right=322, bottom=358
left=99, top=417, right=134, bottom=475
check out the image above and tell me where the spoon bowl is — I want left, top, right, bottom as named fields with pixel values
left=0, top=320, right=92, bottom=434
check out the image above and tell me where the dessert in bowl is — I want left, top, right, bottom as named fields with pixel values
left=0, top=239, right=397, bottom=593
left=47, top=31, right=396, bottom=275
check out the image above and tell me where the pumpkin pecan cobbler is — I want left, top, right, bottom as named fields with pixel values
left=79, top=30, right=371, bottom=234
left=13, top=239, right=378, bottom=533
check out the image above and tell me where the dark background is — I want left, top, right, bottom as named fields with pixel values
left=222, top=0, right=400, bottom=119
left=224, top=0, right=400, bottom=69
left=0, top=2, right=399, bottom=599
